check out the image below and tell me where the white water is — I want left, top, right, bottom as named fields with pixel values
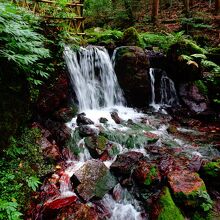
left=149, top=68, right=179, bottom=111
left=64, top=46, right=125, bottom=111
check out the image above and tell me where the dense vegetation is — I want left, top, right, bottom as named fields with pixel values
left=0, top=0, right=219, bottom=219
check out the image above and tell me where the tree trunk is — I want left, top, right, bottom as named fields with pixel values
left=152, top=0, right=159, bottom=24
left=215, top=0, right=220, bottom=14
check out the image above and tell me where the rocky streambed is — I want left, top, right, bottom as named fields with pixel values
left=27, top=106, right=220, bottom=220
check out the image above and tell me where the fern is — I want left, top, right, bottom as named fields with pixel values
left=0, top=200, right=22, bottom=220
left=0, top=2, right=51, bottom=86
left=26, top=176, right=41, bottom=191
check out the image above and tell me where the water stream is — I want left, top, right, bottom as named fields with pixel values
left=47, top=46, right=219, bottom=220
left=149, top=68, right=179, bottom=111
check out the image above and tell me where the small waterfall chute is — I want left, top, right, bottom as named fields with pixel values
left=149, top=68, right=179, bottom=110
left=64, top=46, right=125, bottom=111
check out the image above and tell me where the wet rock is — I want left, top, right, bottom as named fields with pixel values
left=76, top=113, right=94, bottom=126
left=114, top=46, right=150, bottom=107
left=132, top=160, right=161, bottom=187
left=32, top=122, right=61, bottom=160
left=179, top=83, right=209, bottom=114
left=146, top=50, right=167, bottom=69
left=151, top=187, right=185, bottom=220
left=99, top=117, right=108, bottom=123
left=168, top=170, right=211, bottom=209
left=37, top=73, right=69, bottom=115
left=167, top=125, right=178, bottom=134
left=84, top=135, right=108, bottom=158
left=72, top=160, right=116, bottom=201
left=111, top=111, right=122, bottom=124
left=44, top=119, right=72, bottom=146
left=78, top=125, right=98, bottom=137
left=44, top=195, right=77, bottom=210
left=53, top=107, right=77, bottom=123
left=188, top=155, right=203, bottom=172
left=57, top=203, right=99, bottom=220
left=110, top=151, right=144, bottom=176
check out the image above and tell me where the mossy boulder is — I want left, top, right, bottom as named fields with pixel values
left=114, top=46, right=150, bottom=107
left=72, top=160, right=117, bottom=201
left=121, top=27, right=142, bottom=47
left=167, top=39, right=204, bottom=82
left=132, top=160, right=161, bottom=187
left=151, top=187, right=185, bottom=220
left=203, top=160, right=220, bottom=178
left=84, top=135, right=108, bottom=157
left=168, top=170, right=213, bottom=212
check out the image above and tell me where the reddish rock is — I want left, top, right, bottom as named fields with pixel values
left=132, top=160, right=161, bottom=186
left=44, top=195, right=77, bottom=210
left=110, top=151, right=144, bottom=176
left=111, top=111, right=122, bottom=124
left=57, top=203, right=99, bottom=220
left=37, top=73, right=69, bottom=115
left=53, top=107, right=76, bottom=123
left=168, top=170, right=205, bottom=195
left=77, top=113, right=94, bottom=126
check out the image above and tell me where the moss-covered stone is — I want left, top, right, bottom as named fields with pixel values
left=144, top=165, right=159, bottom=186
left=121, top=27, right=141, bottom=47
left=152, top=187, right=185, bottom=220
left=203, top=160, right=220, bottom=178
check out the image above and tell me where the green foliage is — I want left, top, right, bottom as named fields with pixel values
left=0, top=200, right=22, bottom=220
left=195, top=80, right=208, bottom=96
left=0, top=2, right=51, bottom=86
left=203, top=160, right=220, bottom=178
left=86, top=28, right=123, bottom=45
left=144, top=166, right=158, bottom=186
left=181, top=17, right=212, bottom=30
left=0, top=128, right=53, bottom=219
left=140, top=31, right=187, bottom=51
left=197, top=190, right=213, bottom=212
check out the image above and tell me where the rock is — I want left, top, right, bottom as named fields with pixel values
left=146, top=50, right=167, bottom=69
left=151, top=187, right=185, bottom=220
left=37, top=73, right=69, bottom=115
left=121, top=27, right=141, bottom=47
left=166, top=40, right=203, bottom=82
left=76, top=113, right=94, bottom=126
left=179, top=82, right=209, bottom=114
left=44, top=195, right=77, bottom=210
left=132, top=160, right=161, bottom=187
left=44, top=119, right=72, bottom=146
left=78, top=125, right=98, bottom=137
left=111, top=111, right=122, bottom=124
left=114, top=46, right=150, bottom=107
left=110, top=151, right=144, bottom=176
left=99, top=117, right=108, bottom=123
left=84, top=135, right=108, bottom=158
left=57, top=203, right=99, bottom=220
left=72, top=160, right=116, bottom=201
left=53, top=107, right=77, bottom=123
left=168, top=170, right=211, bottom=209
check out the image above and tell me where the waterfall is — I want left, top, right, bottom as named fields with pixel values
left=149, top=68, right=179, bottom=109
left=64, top=46, right=125, bottom=111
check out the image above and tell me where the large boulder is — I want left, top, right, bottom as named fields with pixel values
left=114, top=46, right=150, bottom=107
left=168, top=170, right=212, bottom=211
left=72, top=160, right=116, bottom=201
left=179, top=82, right=209, bottom=114
left=110, top=151, right=144, bottom=176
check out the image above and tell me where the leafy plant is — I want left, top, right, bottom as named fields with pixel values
left=0, top=2, right=51, bottom=86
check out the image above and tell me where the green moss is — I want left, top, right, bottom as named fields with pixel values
left=195, top=80, right=208, bottom=96
left=121, top=27, right=141, bottom=47
left=203, top=160, right=220, bottom=178
left=97, top=136, right=108, bottom=150
left=158, top=187, right=185, bottom=220
left=144, top=166, right=158, bottom=186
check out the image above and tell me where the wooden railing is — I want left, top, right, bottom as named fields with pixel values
left=13, top=0, right=85, bottom=35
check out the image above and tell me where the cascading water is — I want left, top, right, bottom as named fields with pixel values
left=149, top=68, right=179, bottom=110
left=64, top=46, right=125, bottom=111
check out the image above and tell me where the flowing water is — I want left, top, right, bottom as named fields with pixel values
left=64, top=46, right=125, bottom=111
left=149, top=68, right=179, bottom=111
left=50, top=46, right=219, bottom=220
